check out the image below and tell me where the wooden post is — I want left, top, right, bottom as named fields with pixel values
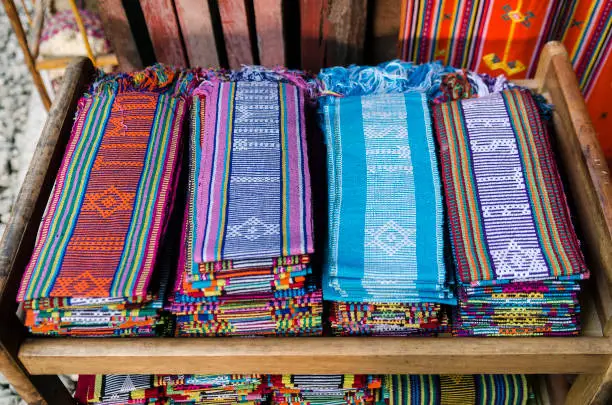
left=324, top=0, right=367, bottom=67
left=139, top=0, right=188, bottom=66
left=253, top=0, right=285, bottom=66
left=98, top=0, right=143, bottom=71
left=218, top=0, right=254, bottom=69
left=300, top=0, right=367, bottom=71
left=175, top=0, right=220, bottom=68
left=566, top=363, right=612, bottom=404
left=1, top=0, right=51, bottom=110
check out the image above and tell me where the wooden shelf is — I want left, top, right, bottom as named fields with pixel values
left=18, top=337, right=612, bottom=375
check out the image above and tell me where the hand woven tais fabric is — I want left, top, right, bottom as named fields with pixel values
left=319, top=61, right=454, bottom=304
left=265, top=375, right=382, bottom=405
left=432, top=88, right=588, bottom=336
left=75, top=374, right=162, bottom=404
left=157, top=374, right=266, bottom=404
left=17, top=65, right=192, bottom=336
left=381, top=374, right=531, bottom=405
left=168, top=67, right=322, bottom=337
left=329, top=302, right=449, bottom=336
left=190, top=70, right=314, bottom=272
left=433, top=88, right=587, bottom=285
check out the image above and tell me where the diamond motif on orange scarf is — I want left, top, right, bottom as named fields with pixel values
left=83, top=185, right=135, bottom=218
left=52, top=271, right=111, bottom=296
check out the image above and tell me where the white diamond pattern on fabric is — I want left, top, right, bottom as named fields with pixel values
left=362, top=94, right=417, bottom=294
left=365, top=220, right=416, bottom=256
left=226, top=216, right=281, bottom=241
left=461, top=93, right=549, bottom=280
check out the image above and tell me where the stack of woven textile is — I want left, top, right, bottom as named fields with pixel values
left=265, top=375, right=381, bottom=405
left=379, top=374, right=533, bottom=405
left=75, top=375, right=164, bottom=404
left=16, top=66, right=192, bottom=336
left=318, top=62, right=456, bottom=336
left=157, top=374, right=267, bottom=404
left=432, top=88, right=589, bottom=336
left=76, top=374, right=266, bottom=404
left=167, top=67, right=322, bottom=337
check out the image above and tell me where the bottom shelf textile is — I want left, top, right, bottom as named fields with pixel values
left=75, top=374, right=538, bottom=405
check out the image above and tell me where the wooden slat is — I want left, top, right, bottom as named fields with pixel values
left=368, top=0, right=401, bottom=63
left=218, top=0, right=253, bottom=69
left=324, top=0, right=368, bottom=66
left=175, top=0, right=219, bottom=67
left=98, top=0, right=143, bottom=71
left=2, top=0, right=51, bottom=110
left=567, top=362, right=612, bottom=405
left=253, top=0, right=284, bottom=66
left=546, top=375, right=569, bottom=405
left=537, top=42, right=612, bottom=334
left=27, top=0, right=46, bottom=60
left=300, top=0, right=328, bottom=72
left=300, top=0, right=367, bottom=71
left=0, top=57, right=94, bottom=405
left=139, top=0, right=187, bottom=66
left=18, top=337, right=612, bottom=375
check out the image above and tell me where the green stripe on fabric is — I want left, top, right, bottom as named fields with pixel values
left=30, top=90, right=115, bottom=299
left=112, top=94, right=177, bottom=296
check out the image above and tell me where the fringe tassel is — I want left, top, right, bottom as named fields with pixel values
left=192, top=66, right=319, bottom=101
left=318, top=60, right=455, bottom=101
left=87, top=64, right=198, bottom=98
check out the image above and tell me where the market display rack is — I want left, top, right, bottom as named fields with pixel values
left=0, top=42, right=611, bottom=405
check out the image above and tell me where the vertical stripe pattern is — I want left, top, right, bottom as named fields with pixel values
left=433, top=88, right=588, bottom=284
left=18, top=87, right=187, bottom=301
left=193, top=81, right=313, bottom=268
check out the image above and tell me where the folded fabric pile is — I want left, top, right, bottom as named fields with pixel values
left=432, top=88, right=589, bottom=336
left=17, top=66, right=191, bottom=336
left=318, top=62, right=456, bottom=336
left=379, top=374, right=532, bottom=405
left=265, top=375, right=381, bottom=405
left=75, top=375, right=163, bottom=404
left=329, top=302, right=448, bottom=336
left=157, top=374, right=267, bottom=404
left=76, top=374, right=266, bottom=404
left=167, top=68, right=322, bottom=337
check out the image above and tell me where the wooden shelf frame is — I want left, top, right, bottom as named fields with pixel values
left=1, top=42, right=612, bottom=404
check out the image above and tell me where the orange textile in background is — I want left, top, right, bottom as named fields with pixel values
left=399, top=0, right=612, bottom=158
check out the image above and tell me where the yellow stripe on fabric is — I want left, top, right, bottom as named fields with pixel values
left=570, top=0, right=599, bottom=61
left=444, top=0, right=460, bottom=64
left=581, top=14, right=612, bottom=89
left=507, top=90, right=570, bottom=276
left=445, top=102, right=491, bottom=280
left=440, top=103, right=479, bottom=281
left=279, top=83, right=289, bottom=256
left=463, top=0, right=480, bottom=68
left=414, top=0, right=427, bottom=61
left=36, top=91, right=114, bottom=298
left=512, top=90, right=571, bottom=274
left=453, top=100, right=494, bottom=280
left=562, top=0, right=580, bottom=43
left=120, top=95, right=177, bottom=296
left=216, top=82, right=237, bottom=259
left=27, top=97, right=101, bottom=297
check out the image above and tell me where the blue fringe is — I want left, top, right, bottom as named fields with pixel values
left=318, top=60, right=455, bottom=102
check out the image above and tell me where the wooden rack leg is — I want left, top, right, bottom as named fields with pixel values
left=0, top=347, right=74, bottom=405
left=565, top=361, right=612, bottom=404
left=1, top=0, right=51, bottom=110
